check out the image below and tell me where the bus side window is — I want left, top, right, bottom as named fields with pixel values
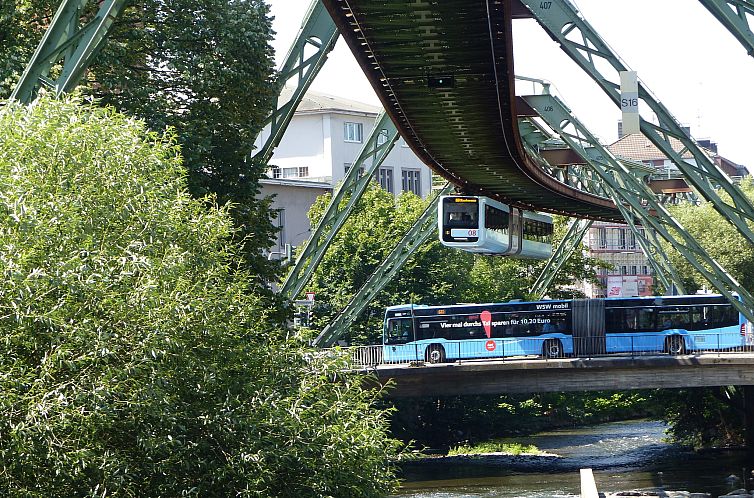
left=605, top=308, right=624, bottom=333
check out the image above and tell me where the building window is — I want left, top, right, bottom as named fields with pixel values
left=345, top=162, right=365, bottom=177
left=627, top=231, right=636, bottom=249
left=402, top=169, right=421, bottom=195
left=630, top=265, right=637, bottom=275
left=281, top=166, right=309, bottom=179
left=275, top=208, right=285, bottom=249
left=344, top=122, right=363, bottom=143
left=378, top=167, right=394, bottom=193
left=376, top=130, right=389, bottom=146
left=598, top=228, right=607, bottom=249
left=619, top=229, right=627, bottom=250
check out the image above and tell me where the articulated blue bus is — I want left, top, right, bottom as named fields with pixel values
left=382, top=294, right=753, bottom=363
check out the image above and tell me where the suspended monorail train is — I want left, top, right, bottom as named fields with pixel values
left=438, top=195, right=553, bottom=259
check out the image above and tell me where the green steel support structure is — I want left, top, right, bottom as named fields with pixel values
left=524, top=145, right=684, bottom=298
left=11, top=0, right=129, bottom=104
left=313, top=184, right=453, bottom=348
left=529, top=218, right=592, bottom=299
left=281, top=112, right=399, bottom=298
left=523, top=93, right=754, bottom=323
left=252, top=0, right=339, bottom=164
left=699, top=0, right=754, bottom=56
left=520, top=0, right=754, bottom=246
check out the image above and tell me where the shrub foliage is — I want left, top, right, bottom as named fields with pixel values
left=0, top=96, right=399, bottom=496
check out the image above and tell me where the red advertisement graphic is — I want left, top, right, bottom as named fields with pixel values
left=481, top=310, right=492, bottom=338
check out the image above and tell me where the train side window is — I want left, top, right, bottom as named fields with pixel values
left=485, top=204, right=509, bottom=232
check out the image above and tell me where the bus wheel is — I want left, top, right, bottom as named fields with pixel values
left=665, top=335, right=686, bottom=355
left=543, top=339, right=563, bottom=359
left=426, top=345, right=446, bottom=364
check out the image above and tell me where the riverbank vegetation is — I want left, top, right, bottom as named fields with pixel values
left=447, top=442, right=543, bottom=456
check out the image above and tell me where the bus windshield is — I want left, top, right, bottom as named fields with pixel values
left=385, top=318, right=413, bottom=344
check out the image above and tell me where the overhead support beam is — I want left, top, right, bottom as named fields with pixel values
left=698, top=0, right=754, bottom=57
left=530, top=218, right=592, bottom=299
left=11, top=0, right=129, bottom=104
left=253, top=0, right=339, bottom=164
left=524, top=135, right=684, bottom=297
left=523, top=93, right=754, bottom=323
left=520, top=0, right=754, bottom=246
left=281, top=112, right=399, bottom=299
left=313, top=184, right=453, bottom=348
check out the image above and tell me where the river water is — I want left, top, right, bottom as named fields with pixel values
left=394, top=420, right=752, bottom=497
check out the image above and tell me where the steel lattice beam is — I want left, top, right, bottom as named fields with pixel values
left=530, top=218, right=592, bottom=299
left=253, top=0, right=339, bottom=164
left=520, top=0, right=754, bottom=246
left=699, top=0, right=754, bottom=56
left=281, top=112, right=399, bottom=298
left=523, top=93, right=754, bottom=323
left=11, top=0, right=129, bottom=104
left=313, top=184, right=453, bottom=348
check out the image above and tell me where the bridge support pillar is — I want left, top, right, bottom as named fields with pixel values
left=744, top=385, right=754, bottom=452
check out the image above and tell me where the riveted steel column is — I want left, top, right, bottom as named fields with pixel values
left=11, top=0, right=129, bottom=103
left=313, top=184, right=453, bottom=348
left=524, top=93, right=754, bottom=323
left=520, top=0, right=754, bottom=245
left=253, top=0, right=339, bottom=163
left=699, top=0, right=754, bottom=57
left=281, top=112, right=399, bottom=299
left=530, top=218, right=592, bottom=299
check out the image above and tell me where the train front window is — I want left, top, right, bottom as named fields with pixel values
left=386, top=318, right=413, bottom=344
left=443, top=198, right=478, bottom=229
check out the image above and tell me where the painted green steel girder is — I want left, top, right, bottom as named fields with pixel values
left=523, top=128, right=684, bottom=297
left=281, top=112, right=399, bottom=299
left=11, top=0, right=129, bottom=104
left=524, top=93, right=754, bottom=323
left=699, top=0, right=754, bottom=57
left=313, top=184, right=453, bottom=348
left=520, top=0, right=754, bottom=246
left=530, top=218, right=592, bottom=299
left=252, top=0, right=339, bottom=164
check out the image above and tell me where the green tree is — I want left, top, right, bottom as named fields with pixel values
left=662, top=178, right=754, bottom=293
left=0, top=96, right=400, bottom=496
left=650, top=182, right=754, bottom=447
left=1, top=0, right=281, bottom=288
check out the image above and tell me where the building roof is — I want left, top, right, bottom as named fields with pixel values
left=260, top=178, right=333, bottom=189
left=282, top=86, right=380, bottom=116
left=608, top=133, right=698, bottom=162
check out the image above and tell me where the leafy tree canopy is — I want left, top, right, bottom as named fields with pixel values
left=1, top=0, right=281, bottom=288
left=0, top=96, right=400, bottom=496
left=663, top=178, right=754, bottom=293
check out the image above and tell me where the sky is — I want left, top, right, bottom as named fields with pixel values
left=268, top=0, right=754, bottom=169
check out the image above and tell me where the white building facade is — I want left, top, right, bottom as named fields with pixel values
left=256, top=90, right=434, bottom=258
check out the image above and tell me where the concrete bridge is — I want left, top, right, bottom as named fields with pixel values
left=359, top=353, right=754, bottom=398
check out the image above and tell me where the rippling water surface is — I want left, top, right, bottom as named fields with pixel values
left=393, top=420, right=752, bottom=498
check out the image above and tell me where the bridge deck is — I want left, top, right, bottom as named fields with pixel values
left=362, top=353, right=754, bottom=397
left=323, top=0, right=621, bottom=220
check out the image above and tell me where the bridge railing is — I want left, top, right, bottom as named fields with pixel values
left=342, top=332, right=754, bottom=369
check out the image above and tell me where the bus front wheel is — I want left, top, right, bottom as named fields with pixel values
left=543, top=339, right=563, bottom=359
left=665, top=335, right=686, bottom=355
left=426, top=345, right=446, bottom=364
